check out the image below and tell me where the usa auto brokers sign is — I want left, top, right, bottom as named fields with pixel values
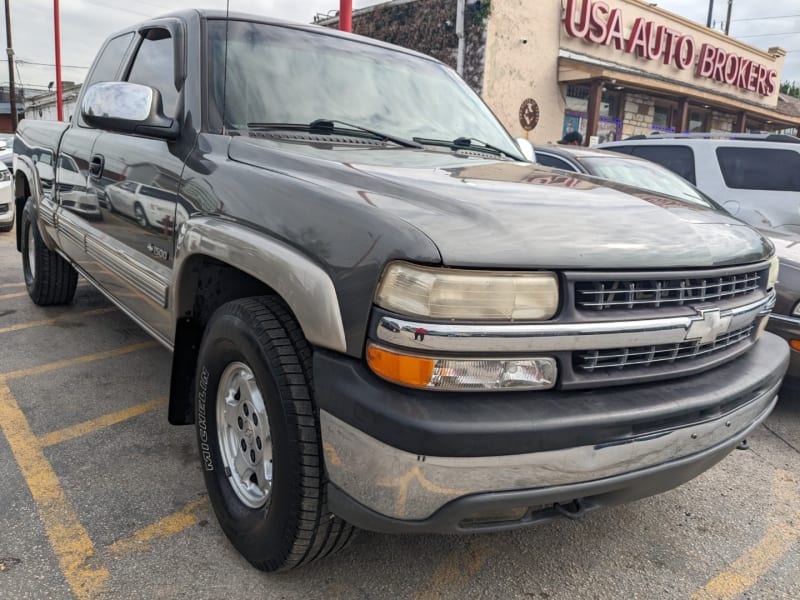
left=563, top=0, right=778, bottom=97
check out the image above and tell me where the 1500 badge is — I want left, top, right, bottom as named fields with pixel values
left=146, top=243, right=170, bottom=260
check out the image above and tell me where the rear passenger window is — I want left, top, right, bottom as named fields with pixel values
left=716, top=147, right=800, bottom=192
left=629, top=145, right=696, bottom=184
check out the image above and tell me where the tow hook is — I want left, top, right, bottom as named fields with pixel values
left=554, top=498, right=586, bottom=520
left=736, top=438, right=749, bottom=451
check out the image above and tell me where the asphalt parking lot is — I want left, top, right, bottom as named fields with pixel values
left=0, top=230, right=798, bottom=600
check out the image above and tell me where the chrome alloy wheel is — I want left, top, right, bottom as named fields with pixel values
left=27, top=224, right=36, bottom=279
left=216, top=362, right=273, bottom=508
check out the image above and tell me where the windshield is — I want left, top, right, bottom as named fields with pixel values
left=208, top=20, right=521, bottom=158
left=578, top=156, right=718, bottom=209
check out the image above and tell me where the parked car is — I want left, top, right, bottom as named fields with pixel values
left=536, top=143, right=800, bottom=384
left=534, top=144, right=719, bottom=208
left=12, top=10, right=788, bottom=572
left=105, top=180, right=176, bottom=231
left=0, top=133, right=14, bottom=171
left=0, top=162, right=12, bottom=232
left=596, top=133, right=800, bottom=234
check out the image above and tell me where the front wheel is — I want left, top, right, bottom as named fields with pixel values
left=21, top=200, right=78, bottom=305
left=195, top=297, right=355, bottom=571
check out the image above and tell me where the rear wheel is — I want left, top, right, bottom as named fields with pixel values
left=134, top=203, right=148, bottom=228
left=195, top=296, right=355, bottom=571
left=21, top=200, right=78, bottom=305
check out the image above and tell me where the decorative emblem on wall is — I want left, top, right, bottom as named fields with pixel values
left=519, top=98, right=540, bottom=131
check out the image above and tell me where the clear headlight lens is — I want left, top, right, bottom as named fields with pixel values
left=375, top=262, right=559, bottom=321
left=767, top=255, right=780, bottom=290
left=0, top=169, right=10, bottom=182
left=367, top=344, right=557, bottom=391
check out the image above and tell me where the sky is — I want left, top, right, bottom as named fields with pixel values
left=0, top=0, right=798, bottom=94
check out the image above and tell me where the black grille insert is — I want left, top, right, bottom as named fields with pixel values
left=575, top=270, right=763, bottom=311
left=575, top=325, right=754, bottom=372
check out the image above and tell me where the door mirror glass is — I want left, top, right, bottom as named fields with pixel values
left=516, top=138, right=536, bottom=162
left=81, top=81, right=178, bottom=140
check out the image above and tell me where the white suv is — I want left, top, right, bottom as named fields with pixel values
left=597, top=134, right=800, bottom=235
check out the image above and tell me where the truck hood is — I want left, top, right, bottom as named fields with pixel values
left=229, top=137, right=772, bottom=269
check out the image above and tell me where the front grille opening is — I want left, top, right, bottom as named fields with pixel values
left=575, top=270, right=764, bottom=311
left=575, top=325, right=754, bottom=372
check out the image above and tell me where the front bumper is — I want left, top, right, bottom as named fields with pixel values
left=318, top=332, right=789, bottom=531
left=766, top=314, right=800, bottom=384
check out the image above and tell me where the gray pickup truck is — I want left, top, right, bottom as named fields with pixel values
left=12, top=9, right=789, bottom=572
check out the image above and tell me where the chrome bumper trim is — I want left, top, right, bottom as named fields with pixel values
left=376, top=292, right=775, bottom=352
left=769, top=313, right=800, bottom=326
left=321, top=389, right=777, bottom=520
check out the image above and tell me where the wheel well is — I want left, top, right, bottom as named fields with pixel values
left=14, top=173, right=30, bottom=251
left=169, top=256, right=291, bottom=425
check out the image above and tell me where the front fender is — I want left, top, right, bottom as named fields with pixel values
left=13, top=154, right=58, bottom=252
left=173, top=216, right=347, bottom=353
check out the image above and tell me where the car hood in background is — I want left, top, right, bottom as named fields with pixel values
left=229, top=137, right=772, bottom=270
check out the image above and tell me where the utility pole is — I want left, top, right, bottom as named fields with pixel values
left=4, top=0, right=17, bottom=131
left=706, top=0, right=714, bottom=28
left=724, top=0, right=733, bottom=35
left=456, top=0, right=465, bottom=76
left=339, top=0, right=352, bottom=32
left=54, top=0, right=63, bottom=121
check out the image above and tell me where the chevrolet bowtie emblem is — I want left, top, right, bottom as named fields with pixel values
left=684, top=308, right=732, bottom=344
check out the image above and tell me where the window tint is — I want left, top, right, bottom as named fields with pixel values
left=86, top=33, right=133, bottom=87
left=127, top=30, right=177, bottom=118
left=58, top=156, right=78, bottom=172
left=536, top=154, right=578, bottom=171
left=629, top=145, right=696, bottom=184
left=716, top=147, right=800, bottom=192
left=603, top=145, right=635, bottom=155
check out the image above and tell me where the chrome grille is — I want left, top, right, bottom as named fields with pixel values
left=575, top=270, right=763, bottom=311
left=575, top=325, right=754, bottom=372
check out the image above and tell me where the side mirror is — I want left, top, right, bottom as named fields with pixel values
left=81, top=81, right=178, bottom=140
left=515, top=137, right=536, bottom=162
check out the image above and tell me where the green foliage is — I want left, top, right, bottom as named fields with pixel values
left=780, top=81, right=800, bottom=98
left=473, top=0, right=491, bottom=25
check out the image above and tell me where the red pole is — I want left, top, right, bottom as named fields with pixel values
left=339, top=0, right=352, bottom=32
left=54, top=0, right=63, bottom=121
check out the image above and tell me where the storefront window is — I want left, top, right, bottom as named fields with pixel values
left=652, top=105, right=675, bottom=132
left=689, top=110, right=709, bottom=133
left=563, top=84, right=621, bottom=142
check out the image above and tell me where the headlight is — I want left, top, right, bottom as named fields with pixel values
left=792, top=301, right=800, bottom=317
left=0, top=169, right=10, bottom=182
left=375, top=262, right=559, bottom=320
left=367, top=343, right=557, bottom=391
left=767, top=255, right=780, bottom=290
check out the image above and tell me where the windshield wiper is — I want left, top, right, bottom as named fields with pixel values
left=413, top=136, right=517, bottom=160
left=246, top=119, right=422, bottom=149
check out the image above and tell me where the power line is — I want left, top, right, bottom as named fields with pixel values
left=733, top=14, right=800, bottom=22
left=735, top=31, right=800, bottom=38
left=0, top=59, right=89, bottom=69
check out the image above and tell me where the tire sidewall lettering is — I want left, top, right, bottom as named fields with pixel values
left=196, top=365, right=214, bottom=471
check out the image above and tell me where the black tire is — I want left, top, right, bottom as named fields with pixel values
left=195, top=296, right=355, bottom=571
left=133, top=203, right=149, bottom=228
left=21, top=200, right=78, bottom=305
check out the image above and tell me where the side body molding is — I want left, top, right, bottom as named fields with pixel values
left=172, top=217, right=348, bottom=353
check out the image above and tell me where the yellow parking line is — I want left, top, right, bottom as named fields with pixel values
left=413, top=538, right=493, bottom=600
left=39, top=398, right=168, bottom=448
left=691, top=469, right=800, bottom=600
left=106, top=497, right=210, bottom=558
left=0, top=291, right=27, bottom=300
left=0, top=307, right=116, bottom=335
left=1, top=341, right=159, bottom=380
left=0, top=282, right=24, bottom=289
left=0, top=382, right=109, bottom=599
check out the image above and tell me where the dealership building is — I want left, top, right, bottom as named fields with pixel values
left=319, top=0, right=800, bottom=144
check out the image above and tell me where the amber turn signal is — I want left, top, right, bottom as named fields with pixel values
left=790, top=340, right=800, bottom=352
left=367, top=345, right=435, bottom=388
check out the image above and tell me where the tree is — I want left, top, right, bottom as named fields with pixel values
left=780, top=81, right=800, bottom=98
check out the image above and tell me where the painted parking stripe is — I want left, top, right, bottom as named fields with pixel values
left=412, top=537, right=493, bottom=600
left=39, top=398, right=168, bottom=448
left=0, top=307, right=116, bottom=335
left=0, top=282, right=24, bottom=289
left=0, top=291, right=27, bottom=301
left=691, top=469, right=800, bottom=600
left=0, top=382, right=109, bottom=599
left=1, top=341, right=159, bottom=380
left=106, top=497, right=210, bottom=558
